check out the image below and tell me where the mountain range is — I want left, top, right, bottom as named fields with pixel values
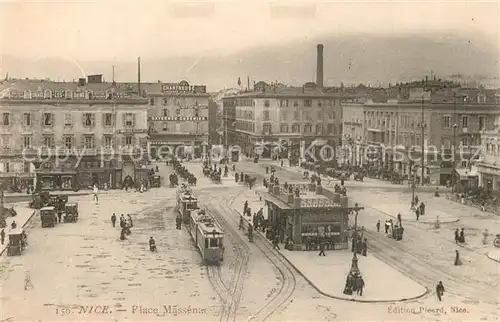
left=1, top=33, right=498, bottom=91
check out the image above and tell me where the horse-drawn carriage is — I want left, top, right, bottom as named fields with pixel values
left=7, top=228, right=27, bottom=256
left=29, top=191, right=50, bottom=209
left=150, top=175, right=161, bottom=188
left=353, top=172, right=364, bottom=181
left=211, top=172, right=221, bottom=184
left=40, top=206, right=57, bottom=228
left=64, top=203, right=79, bottom=223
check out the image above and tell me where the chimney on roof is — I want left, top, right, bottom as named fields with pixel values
left=316, top=44, right=324, bottom=89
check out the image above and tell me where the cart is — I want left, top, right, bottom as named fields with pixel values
left=40, top=206, right=57, bottom=228
left=7, top=228, right=27, bottom=256
left=151, top=175, right=161, bottom=188
left=64, top=203, right=79, bottom=223
left=29, top=191, right=50, bottom=209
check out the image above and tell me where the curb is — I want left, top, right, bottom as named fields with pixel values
left=486, top=251, right=500, bottom=263
left=228, top=191, right=429, bottom=304
left=364, top=204, right=461, bottom=225
left=0, top=210, right=37, bottom=256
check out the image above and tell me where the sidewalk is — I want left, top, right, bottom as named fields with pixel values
left=372, top=202, right=460, bottom=224
left=487, top=249, right=500, bottom=263
left=0, top=203, right=37, bottom=256
left=229, top=189, right=427, bottom=302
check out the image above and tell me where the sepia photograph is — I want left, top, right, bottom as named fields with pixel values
left=0, top=0, right=499, bottom=321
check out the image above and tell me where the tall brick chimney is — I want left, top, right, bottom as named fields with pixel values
left=316, top=44, right=324, bottom=88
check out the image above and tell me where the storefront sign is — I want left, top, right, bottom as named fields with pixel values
left=150, top=116, right=208, bottom=121
left=93, top=91, right=108, bottom=99
left=32, top=91, right=44, bottom=99
left=116, top=129, right=148, bottom=134
left=72, top=91, right=86, bottom=99
left=9, top=91, right=24, bottom=99
left=52, top=90, right=66, bottom=99
left=302, top=212, right=342, bottom=223
left=161, top=81, right=206, bottom=94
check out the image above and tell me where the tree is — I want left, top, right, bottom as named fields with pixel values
left=0, top=178, right=8, bottom=208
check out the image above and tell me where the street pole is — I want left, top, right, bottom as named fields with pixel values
left=421, top=93, right=425, bottom=185
left=452, top=94, right=457, bottom=194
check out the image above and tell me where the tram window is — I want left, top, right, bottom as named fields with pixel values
left=205, top=239, right=209, bottom=248
left=209, top=238, right=218, bottom=248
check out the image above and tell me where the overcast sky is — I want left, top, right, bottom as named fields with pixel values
left=1, top=0, right=498, bottom=61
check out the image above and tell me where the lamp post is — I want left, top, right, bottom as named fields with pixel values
left=410, top=160, right=416, bottom=208
left=349, top=203, right=364, bottom=274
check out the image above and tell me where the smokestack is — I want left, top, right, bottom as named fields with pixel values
left=138, top=57, right=141, bottom=95
left=316, top=44, right=324, bottom=89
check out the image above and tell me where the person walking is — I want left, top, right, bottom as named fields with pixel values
left=24, top=270, right=33, bottom=290
left=415, top=207, right=420, bottom=221
left=93, top=184, right=99, bottom=204
left=318, top=240, right=326, bottom=256
left=111, top=213, right=116, bottom=227
left=11, top=221, right=17, bottom=229
left=356, top=276, right=365, bottom=296
left=149, top=237, right=157, bottom=252
left=436, top=281, right=445, bottom=301
left=454, top=228, right=460, bottom=244
left=384, top=220, right=389, bottom=234
left=454, top=250, right=462, bottom=266
left=376, top=220, right=380, bottom=232
left=0, top=228, right=5, bottom=245
left=273, top=235, right=280, bottom=250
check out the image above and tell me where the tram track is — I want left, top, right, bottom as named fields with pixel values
left=221, top=199, right=297, bottom=322
left=202, top=192, right=251, bottom=322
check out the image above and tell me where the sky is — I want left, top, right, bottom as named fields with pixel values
left=1, top=0, right=498, bottom=62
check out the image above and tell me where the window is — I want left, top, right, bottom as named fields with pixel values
left=84, top=136, right=95, bottom=149
left=462, top=116, right=468, bottom=128
left=163, top=123, right=168, bottom=131
left=280, top=100, right=288, bottom=107
left=124, top=113, right=135, bottom=127
left=328, top=111, right=335, bottom=120
left=443, top=116, right=451, bottom=128
left=479, top=116, right=485, bottom=131
left=304, top=100, right=312, bottom=107
left=292, top=124, right=300, bottom=133
left=263, top=110, right=270, bottom=121
left=328, top=100, right=334, bottom=107
left=293, top=111, right=300, bottom=121
left=163, top=109, right=169, bottom=117
left=317, top=100, right=322, bottom=107
left=280, top=124, right=288, bottom=133
left=4, top=162, right=9, bottom=173
left=43, top=113, right=53, bottom=126
left=264, top=100, right=270, bottom=107
left=317, top=111, right=324, bottom=120
left=2, top=113, right=9, bottom=125
left=327, top=124, right=335, bottom=134
left=23, top=136, right=31, bottom=148
left=304, top=112, right=312, bottom=121
left=83, top=113, right=94, bottom=126
left=262, top=123, right=272, bottom=133
left=24, top=113, right=31, bottom=126
left=461, top=138, right=470, bottom=147
left=125, top=136, right=133, bottom=145
left=149, top=98, right=155, bottom=105
left=64, top=136, right=73, bottom=149
left=293, top=100, right=299, bottom=107
left=315, top=124, right=324, bottom=134
left=303, top=124, right=312, bottom=133
left=23, top=162, right=30, bottom=173
left=104, top=113, right=113, bottom=126
left=43, top=135, right=54, bottom=148
left=64, top=113, right=72, bottom=126
left=163, top=98, right=168, bottom=105
left=209, top=238, right=219, bottom=248
left=104, top=135, right=113, bottom=147
left=280, top=111, right=288, bottom=121
left=175, top=123, right=181, bottom=132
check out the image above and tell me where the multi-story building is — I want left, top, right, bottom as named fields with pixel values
left=342, top=100, right=365, bottom=165
left=0, top=75, right=149, bottom=191
left=142, top=80, right=209, bottom=159
left=361, top=87, right=500, bottom=185
left=477, top=116, right=500, bottom=193
left=223, top=81, right=351, bottom=163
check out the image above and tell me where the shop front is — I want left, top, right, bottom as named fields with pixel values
left=478, top=163, right=500, bottom=194
left=36, top=172, right=78, bottom=191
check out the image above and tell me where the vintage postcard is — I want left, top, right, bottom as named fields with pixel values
left=0, top=1, right=498, bottom=321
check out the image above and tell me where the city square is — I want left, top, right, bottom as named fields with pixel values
left=1, top=2, right=500, bottom=321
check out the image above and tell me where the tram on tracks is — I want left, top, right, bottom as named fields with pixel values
left=187, top=209, right=224, bottom=264
left=176, top=184, right=198, bottom=223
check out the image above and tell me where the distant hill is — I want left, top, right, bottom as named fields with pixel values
left=1, top=33, right=498, bottom=90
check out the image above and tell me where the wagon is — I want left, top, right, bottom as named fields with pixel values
left=7, top=228, right=27, bottom=256
left=40, top=206, right=57, bottom=228
left=64, top=203, right=79, bottom=223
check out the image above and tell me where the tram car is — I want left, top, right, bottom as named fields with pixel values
left=187, top=209, right=224, bottom=264
left=176, top=186, right=198, bottom=223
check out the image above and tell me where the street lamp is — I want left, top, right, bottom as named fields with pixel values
left=349, top=203, right=364, bottom=274
left=410, top=161, right=416, bottom=209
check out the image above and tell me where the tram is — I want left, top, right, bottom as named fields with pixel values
left=176, top=185, right=198, bottom=223
left=187, top=209, right=224, bottom=264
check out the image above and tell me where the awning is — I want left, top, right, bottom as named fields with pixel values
left=454, top=168, right=478, bottom=180
left=260, top=192, right=293, bottom=209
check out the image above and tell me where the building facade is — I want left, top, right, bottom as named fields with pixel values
left=341, top=100, right=365, bottom=165
left=477, top=116, right=500, bottom=193
left=361, top=91, right=500, bottom=184
left=144, top=81, right=209, bottom=159
left=223, top=82, right=351, bottom=163
left=0, top=77, right=149, bottom=191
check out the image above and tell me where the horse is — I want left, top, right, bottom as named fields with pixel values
left=0, top=206, right=17, bottom=217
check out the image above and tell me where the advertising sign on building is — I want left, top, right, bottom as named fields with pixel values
left=9, top=91, right=24, bottom=99
left=161, top=81, right=207, bottom=94
left=93, top=91, right=107, bottom=99
left=150, top=116, right=208, bottom=121
left=52, top=90, right=66, bottom=99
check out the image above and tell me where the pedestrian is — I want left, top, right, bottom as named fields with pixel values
left=384, top=220, right=389, bottom=234
left=436, top=281, right=445, bottom=301
left=273, top=235, right=280, bottom=250
left=127, top=214, right=133, bottom=228
left=11, top=221, right=17, bottom=229
left=376, top=220, right=380, bottom=232
left=318, top=240, right=325, bottom=256
left=176, top=215, right=182, bottom=229
left=397, top=213, right=402, bottom=227
left=454, top=229, right=460, bottom=244
left=93, top=184, right=99, bottom=203
left=482, top=229, right=489, bottom=245
left=361, top=238, right=367, bottom=256
left=460, top=228, right=465, bottom=243
left=356, top=276, right=365, bottom=296
left=454, top=250, right=462, bottom=266
left=414, top=195, right=419, bottom=205
left=281, top=160, right=284, bottom=167
left=111, top=213, right=116, bottom=227
left=420, top=202, right=425, bottom=216
left=415, top=208, right=420, bottom=221
left=24, top=270, right=33, bottom=290
left=149, top=236, right=157, bottom=252
left=0, top=228, right=5, bottom=245
left=435, top=188, right=440, bottom=197
left=239, top=216, right=244, bottom=230
left=341, top=178, right=345, bottom=186
left=57, top=212, right=62, bottom=223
